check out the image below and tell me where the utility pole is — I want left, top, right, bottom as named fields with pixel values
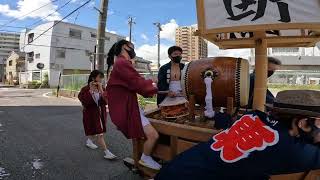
left=96, top=0, right=109, bottom=72
left=128, top=16, right=136, bottom=42
left=153, top=22, right=162, bottom=69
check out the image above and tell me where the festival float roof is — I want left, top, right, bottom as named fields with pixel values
left=196, top=0, right=320, bottom=49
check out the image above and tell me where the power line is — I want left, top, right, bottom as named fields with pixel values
left=73, top=11, right=81, bottom=24
left=22, top=0, right=93, bottom=50
left=0, top=25, right=116, bottom=39
left=0, top=0, right=60, bottom=30
left=0, top=29, right=96, bottom=43
left=28, top=0, right=73, bottom=28
left=24, top=43, right=91, bottom=51
left=0, top=26, right=97, bottom=42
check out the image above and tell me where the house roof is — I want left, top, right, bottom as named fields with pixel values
left=8, top=51, right=25, bottom=59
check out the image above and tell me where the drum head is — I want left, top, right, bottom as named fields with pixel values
left=159, top=96, right=188, bottom=107
left=181, top=62, right=191, bottom=99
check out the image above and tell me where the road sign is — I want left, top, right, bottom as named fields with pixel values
left=37, top=63, right=44, bottom=70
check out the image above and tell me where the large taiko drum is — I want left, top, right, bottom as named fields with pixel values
left=181, top=57, right=250, bottom=107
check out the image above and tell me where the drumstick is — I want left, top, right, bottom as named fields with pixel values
left=158, top=91, right=169, bottom=94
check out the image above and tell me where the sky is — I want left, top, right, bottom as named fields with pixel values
left=0, top=0, right=250, bottom=64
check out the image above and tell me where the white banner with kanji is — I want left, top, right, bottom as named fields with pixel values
left=204, top=0, right=320, bottom=29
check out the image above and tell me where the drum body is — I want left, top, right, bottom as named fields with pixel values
left=181, top=57, right=250, bottom=107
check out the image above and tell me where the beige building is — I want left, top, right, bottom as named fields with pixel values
left=175, top=26, right=208, bottom=62
left=6, top=51, right=25, bottom=85
left=0, top=32, right=20, bottom=82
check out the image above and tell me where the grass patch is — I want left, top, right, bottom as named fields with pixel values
left=268, top=84, right=320, bottom=91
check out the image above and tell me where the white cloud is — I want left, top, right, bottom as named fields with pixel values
left=109, top=31, right=117, bottom=34
left=108, top=10, right=114, bottom=16
left=88, top=1, right=96, bottom=8
left=160, top=19, right=179, bottom=42
left=0, top=0, right=61, bottom=21
left=208, top=42, right=251, bottom=59
left=136, top=43, right=171, bottom=65
left=141, top=33, right=149, bottom=41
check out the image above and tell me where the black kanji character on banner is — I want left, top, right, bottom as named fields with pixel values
left=223, top=0, right=291, bottom=22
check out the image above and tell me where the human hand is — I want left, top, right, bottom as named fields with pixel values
left=152, top=77, right=158, bottom=84
left=96, top=82, right=104, bottom=92
left=89, top=81, right=98, bottom=92
left=168, top=91, right=177, bottom=97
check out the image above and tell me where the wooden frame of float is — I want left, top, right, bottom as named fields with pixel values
left=125, top=1, right=320, bottom=179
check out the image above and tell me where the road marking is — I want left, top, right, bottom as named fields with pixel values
left=42, top=92, right=52, bottom=98
left=32, top=159, right=44, bottom=170
left=42, top=92, right=80, bottom=102
left=0, top=167, right=10, bottom=179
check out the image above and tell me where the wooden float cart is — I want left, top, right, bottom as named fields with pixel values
left=124, top=0, right=320, bottom=179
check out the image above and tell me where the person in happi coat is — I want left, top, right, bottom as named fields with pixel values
left=106, top=40, right=161, bottom=170
left=157, top=46, right=185, bottom=105
left=155, top=90, right=320, bottom=180
left=78, top=70, right=116, bottom=160
left=247, top=57, right=282, bottom=109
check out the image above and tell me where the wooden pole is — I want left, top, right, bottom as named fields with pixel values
left=96, top=0, right=109, bottom=72
left=227, top=97, right=234, bottom=115
left=189, top=94, right=195, bottom=121
left=252, top=32, right=268, bottom=111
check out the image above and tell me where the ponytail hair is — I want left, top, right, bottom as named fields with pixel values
left=106, top=39, right=132, bottom=79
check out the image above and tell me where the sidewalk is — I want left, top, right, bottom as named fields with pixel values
left=0, top=83, right=15, bottom=88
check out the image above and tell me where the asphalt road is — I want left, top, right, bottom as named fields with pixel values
left=0, top=88, right=142, bottom=180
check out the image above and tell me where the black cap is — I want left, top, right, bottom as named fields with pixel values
left=168, top=46, right=182, bottom=56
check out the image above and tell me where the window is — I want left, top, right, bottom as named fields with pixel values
left=69, top=29, right=82, bottom=39
left=32, top=72, right=40, bottom=81
left=56, top=49, right=66, bottom=58
left=28, top=33, right=34, bottom=43
left=90, top=33, right=97, bottom=38
left=105, top=36, right=111, bottom=41
left=9, top=60, right=12, bottom=66
left=35, top=53, right=40, bottom=59
left=27, top=52, right=34, bottom=62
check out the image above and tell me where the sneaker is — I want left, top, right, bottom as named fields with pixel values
left=139, top=154, right=161, bottom=170
left=104, top=149, right=117, bottom=160
left=86, top=139, right=98, bottom=149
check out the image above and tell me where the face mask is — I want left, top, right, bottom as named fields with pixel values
left=298, top=118, right=320, bottom=144
left=172, top=56, right=182, bottom=63
left=126, top=47, right=136, bottom=59
left=267, top=70, right=274, bottom=78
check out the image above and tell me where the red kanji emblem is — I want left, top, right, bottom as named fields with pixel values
left=211, top=115, right=279, bottom=163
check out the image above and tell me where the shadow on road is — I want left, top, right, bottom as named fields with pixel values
left=0, top=106, right=142, bottom=180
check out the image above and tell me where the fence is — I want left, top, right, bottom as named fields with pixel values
left=19, top=70, right=48, bottom=85
left=61, top=72, right=157, bottom=91
left=61, top=74, right=89, bottom=91
left=269, top=70, right=320, bottom=85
